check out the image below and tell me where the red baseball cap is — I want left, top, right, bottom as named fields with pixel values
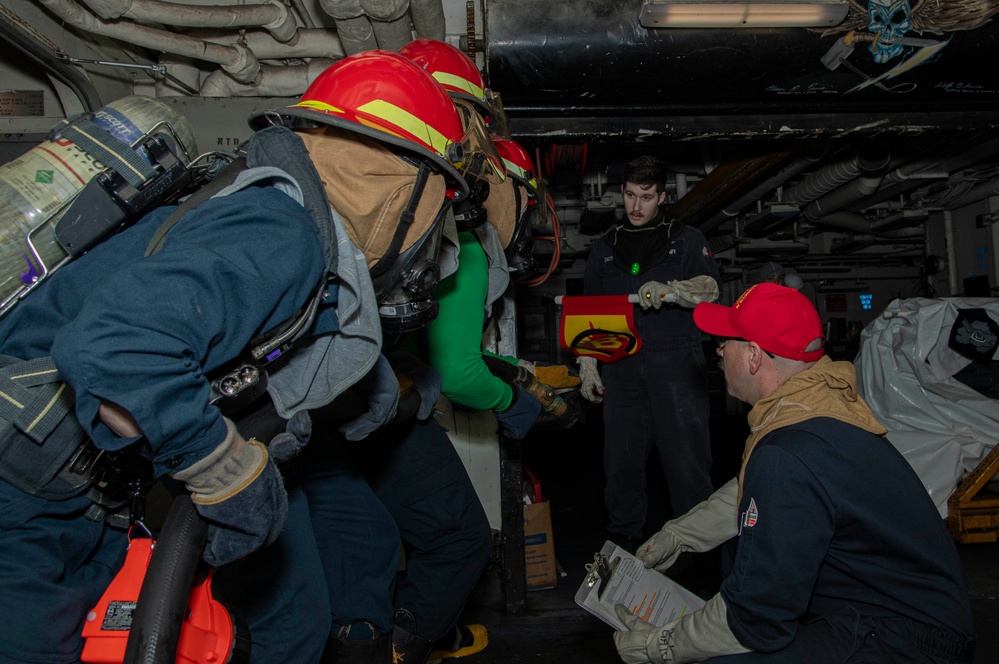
left=694, top=283, right=825, bottom=361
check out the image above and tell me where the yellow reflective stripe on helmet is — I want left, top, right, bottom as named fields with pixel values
left=502, top=158, right=526, bottom=181
left=502, top=158, right=538, bottom=190
left=358, top=99, right=451, bottom=159
left=292, top=100, right=346, bottom=114
left=433, top=72, right=485, bottom=102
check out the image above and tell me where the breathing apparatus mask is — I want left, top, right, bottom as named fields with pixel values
left=506, top=180, right=542, bottom=280
left=450, top=99, right=506, bottom=232
left=297, top=127, right=454, bottom=332
left=485, top=137, right=549, bottom=281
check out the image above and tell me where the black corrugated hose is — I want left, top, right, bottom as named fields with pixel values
left=123, top=494, right=208, bottom=664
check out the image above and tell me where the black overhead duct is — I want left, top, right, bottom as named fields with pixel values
left=486, top=0, right=999, bottom=141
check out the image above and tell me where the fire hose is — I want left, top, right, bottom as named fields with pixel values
left=123, top=494, right=207, bottom=663
left=482, top=356, right=582, bottom=429
left=83, top=492, right=250, bottom=663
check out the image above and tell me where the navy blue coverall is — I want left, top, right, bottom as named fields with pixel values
left=583, top=217, right=721, bottom=541
left=714, top=418, right=975, bottom=663
left=0, top=183, right=338, bottom=662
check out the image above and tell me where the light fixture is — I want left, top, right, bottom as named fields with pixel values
left=639, top=0, right=850, bottom=28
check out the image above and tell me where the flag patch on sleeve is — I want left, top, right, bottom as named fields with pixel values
left=742, top=498, right=759, bottom=529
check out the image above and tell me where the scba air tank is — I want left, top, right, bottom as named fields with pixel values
left=0, top=95, right=198, bottom=304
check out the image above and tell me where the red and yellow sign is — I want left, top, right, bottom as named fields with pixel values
left=559, top=295, right=642, bottom=363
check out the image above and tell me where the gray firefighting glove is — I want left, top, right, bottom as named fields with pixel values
left=339, top=354, right=400, bottom=441
left=576, top=356, right=604, bottom=403
left=637, top=275, right=719, bottom=310
left=637, top=477, right=739, bottom=572
left=172, top=416, right=301, bottom=567
left=614, top=594, right=750, bottom=664
left=269, top=409, right=312, bottom=464
left=388, top=349, right=441, bottom=421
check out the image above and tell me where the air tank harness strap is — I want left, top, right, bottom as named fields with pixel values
left=0, top=355, right=72, bottom=443
left=0, top=354, right=93, bottom=500
left=145, top=157, right=248, bottom=257
left=53, top=116, right=159, bottom=189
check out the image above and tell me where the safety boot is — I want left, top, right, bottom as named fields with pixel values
left=428, top=623, right=489, bottom=660
left=322, top=633, right=392, bottom=663
left=391, top=624, right=434, bottom=664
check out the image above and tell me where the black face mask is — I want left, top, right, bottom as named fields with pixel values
left=452, top=176, right=490, bottom=232
left=506, top=189, right=538, bottom=281
left=371, top=163, right=449, bottom=332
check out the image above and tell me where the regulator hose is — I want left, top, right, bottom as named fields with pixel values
left=123, top=493, right=208, bottom=664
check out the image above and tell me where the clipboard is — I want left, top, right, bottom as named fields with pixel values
left=575, top=540, right=705, bottom=630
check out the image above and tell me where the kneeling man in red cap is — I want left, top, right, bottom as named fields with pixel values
left=613, top=283, right=976, bottom=664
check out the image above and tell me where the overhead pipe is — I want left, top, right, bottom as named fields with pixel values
left=784, top=142, right=889, bottom=207
left=196, top=28, right=346, bottom=60
left=849, top=133, right=999, bottom=211
left=200, top=59, right=335, bottom=97
left=674, top=173, right=688, bottom=200
left=37, top=0, right=260, bottom=83
left=78, top=0, right=298, bottom=43
left=943, top=210, right=959, bottom=295
left=319, top=0, right=378, bottom=54
left=699, top=140, right=828, bottom=234
left=780, top=134, right=999, bottom=237
left=801, top=168, right=887, bottom=222
left=360, top=0, right=413, bottom=50
left=0, top=5, right=102, bottom=110
left=804, top=212, right=923, bottom=239
left=288, top=0, right=317, bottom=29
left=409, top=0, right=446, bottom=40
left=869, top=209, right=929, bottom=233
left=944, top=176, right=999, bottom=210
left=671, top=148, right=792, bottom=229
left=828, top=234, right=923, bottom=255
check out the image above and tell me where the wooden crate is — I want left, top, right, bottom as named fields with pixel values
left=947, top=443, right=999, bottom=544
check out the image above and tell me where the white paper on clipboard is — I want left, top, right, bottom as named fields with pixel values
left=575, top=540, right=706, bottom=630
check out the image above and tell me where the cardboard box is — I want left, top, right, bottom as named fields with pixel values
left=524, top=500, right=557, bottom=590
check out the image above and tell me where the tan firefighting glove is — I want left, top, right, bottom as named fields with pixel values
left=637, top=478, right=739, bottom=572
left=637, top=275, right=719, bottom=310
left=614, top=594, right=750, bottom=664
left=576, top=356, right=604, bottom=403
left=517, top=358, right=582, bottom=394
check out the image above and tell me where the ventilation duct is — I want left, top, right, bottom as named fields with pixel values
left=78, top=0, right=299, bottom=42
left=195, top=29, right=346, bottom=60
left=735, top=238, right=810, bottom=258
left=743, top=203, right=800, bottom=238
left=945, top=176, right=999, bottom=210
left=699, top=140, right=826, bottom=234
left=37, top=0, right=261, bottom=82
left=870, top=209, right=929, bottom=232
left=200, top=59, right=334, bottom=97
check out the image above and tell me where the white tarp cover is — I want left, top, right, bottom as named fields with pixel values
left=854, top=297, right=999, bottom=517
